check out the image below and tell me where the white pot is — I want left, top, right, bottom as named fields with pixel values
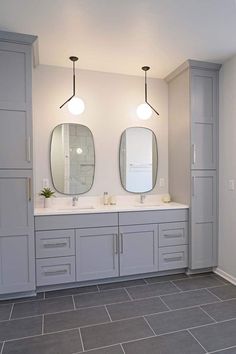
left=44, top=198, right=52, bottom=208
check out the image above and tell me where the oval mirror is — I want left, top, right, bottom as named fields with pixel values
left=119, top=127, right=158, bottom=193
left=50, top=123, right=95, bottom=194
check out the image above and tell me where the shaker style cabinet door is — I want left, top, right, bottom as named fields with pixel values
left=0, top=42, right=33, bottom=169
left=0, top=170, right=35, bottom=294
left=190, top=170, right=217, bottom=269
left=191, top=69, right=218, bottom=170
left=119, top=224, right=158, bottom=276
left=76, top=227, right=119, bottom=281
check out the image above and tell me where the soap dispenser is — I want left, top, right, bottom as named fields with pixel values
left=103, top=192, right=109, bottom=205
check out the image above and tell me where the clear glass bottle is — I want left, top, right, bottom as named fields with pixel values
left=103, top=192, right=109, bottom=205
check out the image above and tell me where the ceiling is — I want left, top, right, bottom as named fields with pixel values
left=0, top=0, right=236, bottom=78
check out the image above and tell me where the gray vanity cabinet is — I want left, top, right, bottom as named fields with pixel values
left=119, top=224, right=158, bottom=276
left=0, top=170, right=35, bottom=294
left=191, top=171, right=217, bottom=269
left=76, top=227, right=119, bottom=281
left=0, top=31, right=37, bottom=295
left=191, top=69, right=218, bottom=170
left=167, top=60, right=220, bottom=271
left=0, top=40, right=33, bottom=169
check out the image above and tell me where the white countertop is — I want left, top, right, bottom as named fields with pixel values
left=34, top=202, right=189, bottom=216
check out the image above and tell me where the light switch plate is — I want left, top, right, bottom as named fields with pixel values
left=229, top=179, right=235, bottom=191
left=159, top=178, right=165, bottom=187
left=42, top=178, right=49, bottom=188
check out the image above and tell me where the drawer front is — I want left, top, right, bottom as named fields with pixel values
left=36, top=256, right=75, bottom=286
left=159, top=245, right=188, bottom=271
left=35, top=213, right=118, bottom=231
left=159, top=222, right=188, bottom=247
left=36, top=230, right=75, bottom=258
left=119, top=209, right=188, bottom=226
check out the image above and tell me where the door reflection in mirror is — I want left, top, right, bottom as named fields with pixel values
left=50, top=124, right=95, bottom=195
left=119, top=127, right=158, bottom=193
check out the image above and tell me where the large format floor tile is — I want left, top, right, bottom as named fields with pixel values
left=2, top=329, right=82, bottom=354
left=0, top=292, right=44, bottom=305
left=173, top=275, right=225, bottom=291
left=161, top=289, right=219, bottom=309
left=0, top=304, right=12, bottom=321
left=0, top=316, right=42, bottom=341
left=11, top=296, right=74, bottom=319
left=201, top=299, right=236, bottom=322
left=144, top=273, right=188, bottom=284
left=208, top=285, right=236, bottom=300
left=107, top=297, right=168, bottom=321
left=190, top=318, right=236, bottom=352
left=146, top=307, right=214, bottom=335
left=45, top=285, right=98, bottom=299
left=80, top=317, right=153, bottom=351
left=126, top=282, right=179, bottom=300
left=74, top=289, right=130, bottom=308
left=98, top=279, right=145, bottom=291
left=84, top=345, right=124, bottom=354
left=122, top=330, right=205, bottom=354
left=44, top=306, right=110, bottom=333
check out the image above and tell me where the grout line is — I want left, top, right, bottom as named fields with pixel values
left=142, top=316, right=156, bottom=336
left=187, top=329, right=208, bottom=353
left=158, top=296, right=172, bottom=311
left=170, top=280, right=182, bottom=291
left=208, top=345, right=236, bottom=353
left=199, top=306, right=217, bottom=323
left=120, top=343, right=126, bottom=353
left=78, top=328, right=85, bottom=352
left=72, top=296, right=76, bottom=310
left=104, top=305, right=112, bottom=322
left=42, top=314, right=44, bottom=335
left=205, top=288, right=223, bottom=302
left=0, top=342, right=5, bottom=354
left=8, top=303, right=14, bottom=320
left=123, top=288, right=133, bottom=301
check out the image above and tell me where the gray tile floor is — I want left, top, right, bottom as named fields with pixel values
left=0, top=273, right=236, bottom=354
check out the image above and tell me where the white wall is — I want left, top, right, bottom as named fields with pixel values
left=219, top=54, right=236, bottom=280
left=33, top=65, right=168, bottom=197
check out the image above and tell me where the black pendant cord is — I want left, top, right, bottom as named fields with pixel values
left=60, top=56, right=78, bottom=109
left=142, top=66, right=159, bottom=116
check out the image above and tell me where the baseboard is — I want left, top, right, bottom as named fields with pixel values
left=214, top=268, right=236, bottom=286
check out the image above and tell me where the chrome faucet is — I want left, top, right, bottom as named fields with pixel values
left=72, top=196, right=79, bottom=206
left=140, top=194, right=146, bottom=204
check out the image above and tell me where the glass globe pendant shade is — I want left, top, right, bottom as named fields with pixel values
left=136, top=103, right=153, bottom=120
left=68, top=97, right=85, bottom=115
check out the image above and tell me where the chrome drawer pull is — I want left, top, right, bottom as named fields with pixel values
left=113, top=234, right=118, bottom=254
left=43, top=242, right=67, bottom=248
left=164, top=233, right=183, bottom=238
left=44, top=269, right=67, bottom=276
left=163, top=256, right=182, bottom=262
left=120, top=233, right=124, bottom=254
left=27, top=136, right=31, bottom=162
left=192, top=144, right=196, bottom=164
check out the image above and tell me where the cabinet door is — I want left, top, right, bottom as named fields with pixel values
left=191, top=69, right=218, bottom=170
left=0, top=170, right=35, bottom=294
left=0, top=42, right=32, bottom=169
left=119, top=224, right=158, bottom=276
left=76, top=227, right=119, bottom=281
left=190, top=171, right=217, bottom=269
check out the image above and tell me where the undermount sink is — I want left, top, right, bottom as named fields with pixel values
left=133, top=203, right=162, bottom=208
left=55, top=205, right=95, bottom=211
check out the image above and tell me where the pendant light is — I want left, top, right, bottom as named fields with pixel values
left=60, top=56, right=85, bottom=115
left=137, top=66, right=159, bottom=120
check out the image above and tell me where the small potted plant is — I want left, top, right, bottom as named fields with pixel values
left=39, top=187, right=55, bottom=208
